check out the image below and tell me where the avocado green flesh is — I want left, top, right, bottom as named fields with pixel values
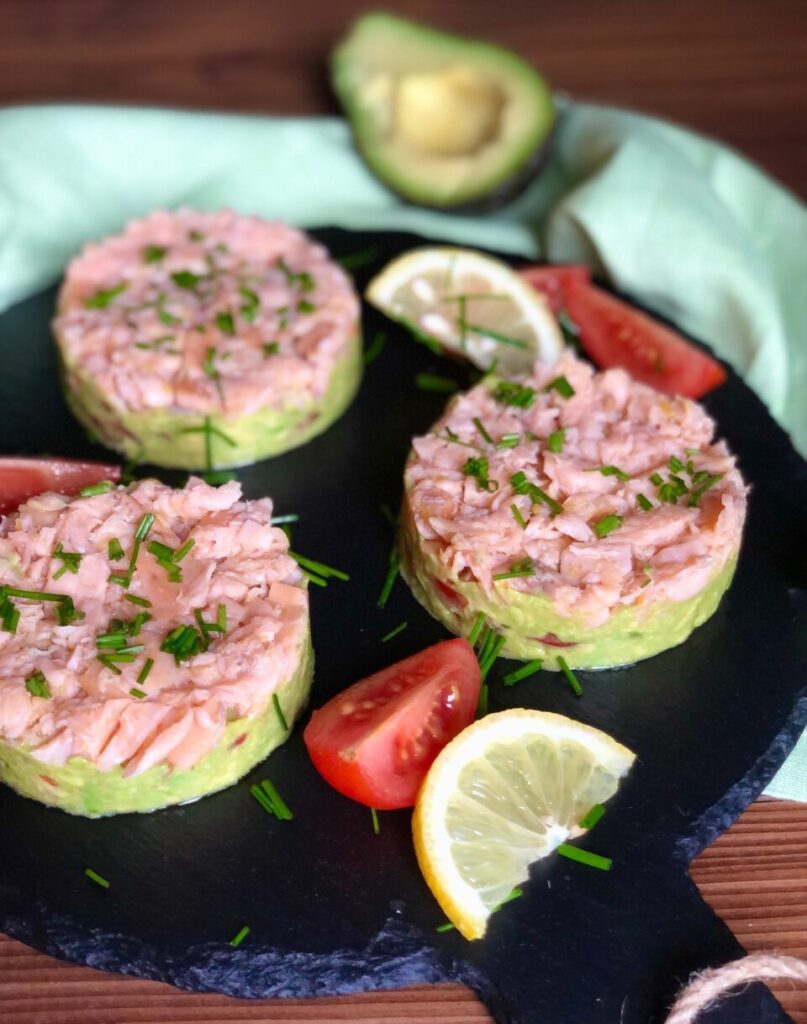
left=0, top=635, right=312, bottom=817
left=399, top=514, right=739, bottom=670
left=332, top=12, right=555, bottom=207
left=57, top=332, right=363, bottom=470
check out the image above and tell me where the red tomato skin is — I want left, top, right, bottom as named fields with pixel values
left=0, top=458, right=121, bottom=516
left=519, top=265, right=591, bottom=314
left=303, top=638, right=481, bottom=810
left=563, top=284, right=726, bottom=399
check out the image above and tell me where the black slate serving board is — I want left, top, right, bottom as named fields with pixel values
left=1, top=229, right=805, bottom=1024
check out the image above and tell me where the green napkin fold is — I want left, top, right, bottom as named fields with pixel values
left=0, top=101, right=804, bottom=798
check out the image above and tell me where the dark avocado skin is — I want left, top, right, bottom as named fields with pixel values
left=331, top=12, right=556, bottom=210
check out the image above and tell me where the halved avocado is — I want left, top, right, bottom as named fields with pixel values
left=331, top=12, right=555, bottom=209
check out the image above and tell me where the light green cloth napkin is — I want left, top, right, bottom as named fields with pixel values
left=0, top=101, right=804, bottom=797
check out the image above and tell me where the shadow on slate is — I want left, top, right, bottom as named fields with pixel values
left=0, top=229, right=805, bottom=1024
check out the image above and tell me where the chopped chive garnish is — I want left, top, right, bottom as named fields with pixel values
left=650, top=472, right=664, bottom=487
left=467, top=612, right=486, bottom=647
left=478, top=632, right=506, bottom=683
left=436, top=922, right=455, bottom=932
left=276, top=257, right=315, bottom=293
left=510, top=471, right=563, bottom=516
left=270, top=513, right=299, bottom=526
left=545, top=375, right=575, bottom=399
left=503, top=659, right=543, bottom=686
left=685, top=447, right=701, bottom=457
left=263, top=341, right=279, bottom=357
left=337, top=245, right=380, bottom=271
left=658, top=483, right=680, bottom=504
left=135, top=513, right=155, bottom=542
left=557, top=655, right=582, bottom=697
left=2, top=586, right=70, bottom=602
left=97, top=655, right=122, bottom=674
left=272, top=693, right=288, bottom=732
left=476, top=682, right=489, bottom=717
left=250, top=784, right=276, bottom=815
left=160, top=622, right=208, bottom=664
left=593, top=514, right=623, bottom=538
left=136, top=658, right=154, bottom=686
left=370, top=807, right=380, bottom=835
left=493, top=557, right=534, bottom=581
left=492, top=381, right=535, bottom=408
left=124, top=593, right=151, bottom=608
left=173, top=538, right=195, bottom=563
left=439, top=427, right=477, bottom=449
left=590, top=465, right=631, bottom=482
left=290, top=551, right=349, bottom=582
left=381, top=620, right=408, bottom=642
left=52, top=543, right=82, bottom=580
left=464, top=323, right=528, bottom=349
left=637, top=493, right=653, bottom=512
left=462, top=456, right=497, bottom=493
left=578, top=804, right=606, bottom=830
left=510, top=503, right=528, bottom=530
left=557, top=308, right=582, bottom=348
left=129, top=687, right=147, bottom=699
left=84, top=868, right=110, bottom=889
left=301, top=569, right=327, bottom=587
left=85, top=282, right=127, bottom=308
left=80, top=481, right=115, bottom=497
left=668, top=455, right=684, bottom=474
left=363, top=331, right=387, bottom=366
left=214, top=310, right=235, bottom=336
left=496, top=433, right=521, bottom=450
left=108, top=538, right=125, bottom=561
left=557, top=843, right=611, bottom=871
left=229, top=925, right=250, bottom=948
left=143, top=244, right=167, bottom=264
left=473, top=417, right=493, bottom=444
left=547, top=429, right=566, bottom=454
left=171, top=270, right=202, bottom=291
left=297, top=299, right=315, bottom=314
left=376, top=550, right=400, bottom=609
left=238, top=286, right=260, bottom=323
left=259, top=779, right=293, bottom=821
left=25, top=670, right=51, bottom=699
left=415, top=373, right=458, bottom=393
left=688, top=473, right=723, bottom=506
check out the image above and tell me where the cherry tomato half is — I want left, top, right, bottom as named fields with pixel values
left=0, top=458, right=121, bottom=516
left=303, top=638, right=481, bottom=810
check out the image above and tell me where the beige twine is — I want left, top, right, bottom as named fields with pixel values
left=665, top=953, right=807, bottom=1023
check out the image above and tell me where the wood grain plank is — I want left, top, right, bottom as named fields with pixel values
left=0, top=0, right=804, bottom=194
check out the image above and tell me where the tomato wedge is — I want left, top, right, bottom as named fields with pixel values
left=303, top=639, right=481, bottom=810
left=0, top=458, right=121, bottom=516
left=520, top=266, right=727, bottom=399
left=519, top=264, right=590, bottom=315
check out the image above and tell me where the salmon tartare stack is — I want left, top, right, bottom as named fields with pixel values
left=401, top=353, right=747, bottom=670
left=0, top=477, right=311, bottom=815
left=53, top=210, right=362, bottom=469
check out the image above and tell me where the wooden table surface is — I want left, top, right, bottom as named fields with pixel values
left=0, top=1, right=805, bottom=1021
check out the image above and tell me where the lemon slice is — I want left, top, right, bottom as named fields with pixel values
left=365, top=247, right=564, bottom=374
left=412, top=709, right=635, bottom=939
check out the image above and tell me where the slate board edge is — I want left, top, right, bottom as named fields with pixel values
left=2, top=681, right=804, bottom=1023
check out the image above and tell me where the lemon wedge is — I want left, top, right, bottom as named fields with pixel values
left=365, top=247, right=564, bottom=374
left=412, top=709, right=635, bottom=939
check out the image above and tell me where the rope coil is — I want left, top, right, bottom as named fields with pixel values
left=665, top=953, right=807, bottom=1023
